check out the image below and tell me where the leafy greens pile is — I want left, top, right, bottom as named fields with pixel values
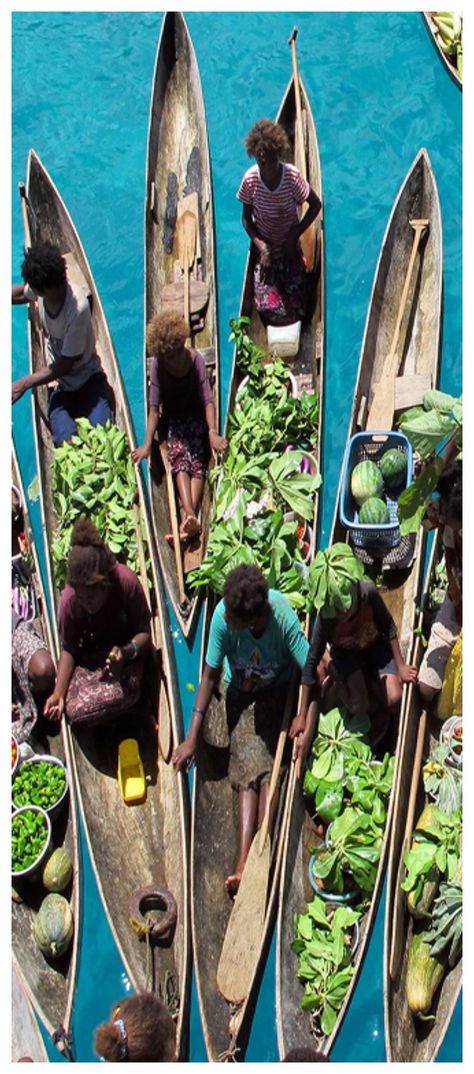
left=188, top=317, right=321, bottom=606
left=51, top=418, right=148, bottom=590
left=292, top=896, right=361, bottom=1037
left=397, top=389, right=462, bottom=535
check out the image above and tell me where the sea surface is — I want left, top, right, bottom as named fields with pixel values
left=12, top=9, right=462, bottom=1063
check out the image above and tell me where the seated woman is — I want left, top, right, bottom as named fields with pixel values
left=299, top=546, right=417, bottom=742
left=172, top=564, right=311, bottom=896
left=94, top=993, right=176, bottom=1063
left=237, top=118, right=321, bottom=325
left=43, top=518, right=151, bottom=727
left=418, top=460, right=462, bottom=712
left=132, top=311, right=227, bottom=543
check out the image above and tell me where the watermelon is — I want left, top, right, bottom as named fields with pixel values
left=379, top=447, right=407, bottom=488
left=359, top=497, right=390, bottom=525
left=350, top=460, right=383, bottom=506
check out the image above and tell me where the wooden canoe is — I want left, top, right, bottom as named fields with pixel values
left=276, top=147, right=442, bottom=1058
left=191, top=59, right=324, bottom=1063
left=144, top=11, right=219, bottom=639
left=12, top=961, right=49, bottom=1063
left=11, top=444, right=79, bottom=1061
left=20, top=148, right=191, bottom=1058
left=423, top=12, right=462, bottom=90
left=383, top=536, right=462, bottom=1061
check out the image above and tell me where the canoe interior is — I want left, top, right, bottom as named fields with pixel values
left=145, top=11, right=218, bottom=638
left=22, top=150, right=190, bottom=1056
left=70, top=703, right=190, bottom=1057
left=192, top=695, right=292, bottom=1062
left=11, top=449, right=79, bottom=1056
left=12, top=961, right=49, bottom=1063
left=276, top=149, right=442, bottom=1058
left=384, top=539, right=462, bottom=1062
left=423, top=12, right=462, bottom=90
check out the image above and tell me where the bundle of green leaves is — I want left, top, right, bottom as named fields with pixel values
left=51, top=419, right=148, bottom=590
left=292, top=894, right=361, bottom=1036
left=422, top=742, right=462, bottom=816
left=401, top=807, right=462, bottom=907
left=307, top=544, right=366, bottom=618
left=397, top=389, right=462, bottom=535
left=188, top=317, right=321, bottom=603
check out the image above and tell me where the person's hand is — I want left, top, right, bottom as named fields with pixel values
left=132, top=443, right=151, bottom=465
left=43, top=691, right=65, bottom=720
left=209, top=430, right=227, bottom=459
left=255, top=240, right=272, bottom=281
left=12, top=379, right=27, bottom=405
left=172, top=738, right=196, bottom=772
left=399, top=663, right=418, bottom=684
left=288, top=713, right=306, bottom=740
left=105, top=646, right=124, bottom=680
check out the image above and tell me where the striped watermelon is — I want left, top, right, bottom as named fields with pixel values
left=350, top=460, right=383, bottom=506
left=359, top=497, right=390, bottom=525
left=379, top=447, right=407, bottom=488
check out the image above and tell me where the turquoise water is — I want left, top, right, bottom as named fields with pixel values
left=12, top=10, right=462, bottom=1063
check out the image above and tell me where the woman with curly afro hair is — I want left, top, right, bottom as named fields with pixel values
left=172, top=564, right=312, bottom=896
left=237, top=118, right=321, bottom=325
left=43, top=517, right=151, bottom=726
left=132, top=310, right=227, bottom=543
left=94, top=993, right=176, bottom=1062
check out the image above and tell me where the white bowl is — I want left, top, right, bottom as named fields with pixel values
left=12, top=754, right=69, bottom=820
left=11, top=806, right=52, bottom=881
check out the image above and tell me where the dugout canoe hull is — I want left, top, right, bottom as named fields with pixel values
left=191, top=61, right=324, bottom=1062
left=423, top=12, right=462, bottom=90
left=383, top=536, right=462, bottom=1062
left=11, top=445, right=79, bottom=1060
left=144, top=11, right=219, bottom=640
left=21, top=149, right=191, bottom=1058
left=12, top=961, right=49, bottom=1063
left=276, top=147, right=442, bottom=1058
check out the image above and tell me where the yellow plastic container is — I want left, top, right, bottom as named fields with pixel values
left=117, top=739, right=146, bottom=804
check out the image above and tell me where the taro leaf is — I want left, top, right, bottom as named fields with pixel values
left=423, top=389, right=462, bottom=416
left=398, top=407, right=455, bottom=458
left=398, top=456, right=445, bottom=536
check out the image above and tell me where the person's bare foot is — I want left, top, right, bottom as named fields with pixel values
left=180, top=514, right=202, bottom=539
left=165, top=531, right=188, bottom=547
left=225, top=872, right=242, bottom=898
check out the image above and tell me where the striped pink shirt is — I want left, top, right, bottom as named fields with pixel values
left=237, top=162, right=310, bottom=246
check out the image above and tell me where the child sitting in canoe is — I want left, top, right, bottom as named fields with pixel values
left=299, top=545, right=417, bottom=741
left=172, top=564, right=312, bottom=896
left=237, top=118, right=321, bottom=325
left=43, top=518, right=151, bottom=726
left=132, top=311, right=227, bottom=543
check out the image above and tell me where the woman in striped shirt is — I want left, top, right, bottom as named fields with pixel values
left=237, top=119, right=321, bottom=325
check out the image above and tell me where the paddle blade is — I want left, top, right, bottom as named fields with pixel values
left=216, top=832, right=271, bottom=1003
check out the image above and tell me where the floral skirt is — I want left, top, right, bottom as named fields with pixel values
left=254, top=245, right=307, bottom=323
left=65, top=657, right=144, bottom=727
left=167, top=414, right=210, bottom=479
left=12, top=621, right=49, bottom=744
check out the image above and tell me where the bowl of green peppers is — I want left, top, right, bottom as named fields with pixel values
left=12, top=755, right=69, bottom=820
left=11, top=805, right=52, bottom=880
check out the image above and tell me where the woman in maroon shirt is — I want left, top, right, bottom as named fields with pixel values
left=44, top=518, right=151, bottom=726
left=132, top=311, right=226, bottom=543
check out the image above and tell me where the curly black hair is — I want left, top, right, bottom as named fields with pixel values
left=245, top=118, right=289, bottom=160
left=21, top=240, right=67, bottom=292
left=94, top=993, right=176, bottom=1063
left=223, top=564, right=269, bottom=622
left=66, top=518, right=115, bottom=588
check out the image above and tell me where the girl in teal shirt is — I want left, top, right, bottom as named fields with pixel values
left=172, top=564, right=311, bottom=896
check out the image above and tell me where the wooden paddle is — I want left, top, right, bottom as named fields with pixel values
left=288, top=27, right=316, bottom=272
left=159, top=442, right=187, bottom=607
left=175, top=197, right=197, bottom=333
left=216, top=683, right=296, bottom=1003
left=132, top=501, right=172, bottom=761
left=389, top=705, right=427, bottom=981
left=367, top=218, right=430, bottom=431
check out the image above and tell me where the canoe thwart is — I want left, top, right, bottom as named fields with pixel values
left=161, top=277, right=209, bottom=315
left=394, top=372, right=432, bottom=412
